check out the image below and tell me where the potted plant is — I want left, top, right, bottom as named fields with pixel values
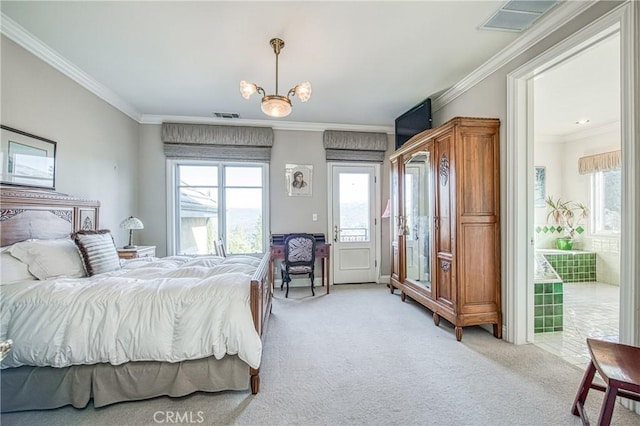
left=545, top=196, right=589, bottom=250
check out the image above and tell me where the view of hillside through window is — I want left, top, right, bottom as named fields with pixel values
left=339, top=173, right=370, bottom=242
left=176, top=163, right=265, bottom=255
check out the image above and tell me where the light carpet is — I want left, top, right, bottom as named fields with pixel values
left=2, top=283, right=639, bottom=426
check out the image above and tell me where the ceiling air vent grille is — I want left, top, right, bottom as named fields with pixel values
left=480, top=1, right=559, bottom=32
left=213, top=112, right=240, bottom=119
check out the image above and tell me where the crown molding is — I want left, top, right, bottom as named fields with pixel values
left=1, top=13, right=142, bottom=122
left=561, top=120, right=621, bottom=143
left=535, top=121, right=621, bottom=144
left=140, top=114, right=394, bottom=134
left=2, top=1, right=597, bottom=131
left=432, top=0, right=597, bottom=112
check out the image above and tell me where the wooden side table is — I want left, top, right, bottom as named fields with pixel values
left=117, top=245, right=156, bottom=260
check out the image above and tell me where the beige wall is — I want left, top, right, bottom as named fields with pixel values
left=1, top=36, right=140, bottom=247
left=137, top=124, right=394, bottom=270
left=270, top=130, right=329, bottom=235
left=138, top=124, right=167, bottom=254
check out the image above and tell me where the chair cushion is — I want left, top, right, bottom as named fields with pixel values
left=288, top=265, right=313, bottom=274
left=286, top=237, right=314, bottom=262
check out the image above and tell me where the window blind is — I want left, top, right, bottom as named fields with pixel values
left=323, top=130, right=389, bottom=163
left=578, top=150, right=621, bottom=174
left=162, top=123, right=273, bottom=161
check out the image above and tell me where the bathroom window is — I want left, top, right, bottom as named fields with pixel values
left=591, top=169, right=621, bottom=234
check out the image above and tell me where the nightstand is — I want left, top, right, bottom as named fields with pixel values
left=117, top=245, right=156, bottom=260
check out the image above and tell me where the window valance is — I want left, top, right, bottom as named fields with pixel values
left=578, top=150, right=621, bottom=175
left=323, top=130, right=389, bottom=163
left=162, top=123, right=274, bottom=161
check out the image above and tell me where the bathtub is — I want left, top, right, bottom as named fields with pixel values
left=536, top=248, right=589, bottom=255
left=536, top=249, right=596, bottom=283
left=534, top=253, right=564, bottom=333
left=535, top=253, right=562, bottom=283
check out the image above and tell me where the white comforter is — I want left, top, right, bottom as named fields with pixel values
left=0, top=255, right=263, bottom=369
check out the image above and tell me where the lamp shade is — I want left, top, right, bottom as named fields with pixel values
left=261, top=95, right=292, bottom=117
left=120, top=216, right=144, bottom=230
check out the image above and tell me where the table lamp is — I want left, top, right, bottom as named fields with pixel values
left=120, top=216, right=144, bottom=249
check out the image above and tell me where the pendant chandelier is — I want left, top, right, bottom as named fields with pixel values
left=240, top=38, right=312, bottom=118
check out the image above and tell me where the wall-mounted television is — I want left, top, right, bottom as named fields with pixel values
left=395, top=98, right=433, bottom=149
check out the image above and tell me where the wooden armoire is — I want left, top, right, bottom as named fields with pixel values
left=389, top=116, right=501, bottom=341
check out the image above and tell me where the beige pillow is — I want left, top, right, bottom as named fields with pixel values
left=8, top=238, right=86, bottom=280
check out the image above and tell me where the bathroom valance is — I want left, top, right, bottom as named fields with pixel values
left=323, top=130, right=389, bottom=163
left=578, top=150, right=621, bottom=175
left=162, top=123, right=273, bottom=161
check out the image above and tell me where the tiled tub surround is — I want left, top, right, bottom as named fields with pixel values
left=534, top=254, right=564, bottom=333
left=538, top=249, right=596, bottom=282
left=583, top=237, right=620, bottom=285
left=534, top=223, right=618, bottom=285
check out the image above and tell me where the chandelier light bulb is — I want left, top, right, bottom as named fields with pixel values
left=295, top=81, right=312, bottom=102
left=240, top=80, right=257, bottom=99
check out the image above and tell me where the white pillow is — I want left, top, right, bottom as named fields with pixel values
left=0, top=248, right=36, bottom=285
left=8, top=238, right=86, bottom=280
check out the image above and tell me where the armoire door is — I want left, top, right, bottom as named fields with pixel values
left=402, top=146, right=434, bottom=296
left=390, top=158, right=402, bottom=283
left=434, top=131, right=455, bottom=311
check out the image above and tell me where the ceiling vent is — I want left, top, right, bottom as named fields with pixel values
left=213, top=112, right=240, bottom=119
left=480, top=1, right=559, bottom=32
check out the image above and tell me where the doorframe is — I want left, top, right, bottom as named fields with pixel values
left=327, top=162, right=382, bottom=284
left=505, top=0, right=638, bottom=355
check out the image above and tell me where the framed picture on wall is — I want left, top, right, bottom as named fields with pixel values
left=285, top=164, right=312, bottom=197
left=534, top=166, right=546, bottom=207
left=0, top=125, right=57, bottom=189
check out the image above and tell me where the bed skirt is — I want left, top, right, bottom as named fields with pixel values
left=1, top=355, right=249, bottom=412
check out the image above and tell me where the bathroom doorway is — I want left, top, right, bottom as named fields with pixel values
left=531, top=30, right=621, bottom=368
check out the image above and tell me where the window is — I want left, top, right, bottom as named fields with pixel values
left=170, top=161, right=268, bottom=255
left=591, top=169, right=621, bottom=234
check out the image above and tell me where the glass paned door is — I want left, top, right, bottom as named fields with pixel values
left=331, top=165, right=377, bottom=284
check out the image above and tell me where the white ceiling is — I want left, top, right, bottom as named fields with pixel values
left=534, top=32, right=620, bottom=139
left=1, top=1, right=617, bottom=135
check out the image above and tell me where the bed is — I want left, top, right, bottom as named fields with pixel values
left=0, top=186, right=272, bottom=412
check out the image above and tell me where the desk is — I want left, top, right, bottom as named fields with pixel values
left=270, top=243, right=331, bottom=294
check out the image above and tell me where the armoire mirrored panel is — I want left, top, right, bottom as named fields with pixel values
left=403, top=150, right=432, bottom=291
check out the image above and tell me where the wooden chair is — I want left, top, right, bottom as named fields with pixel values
left=280, top=233, right=316, bottom=298
left=572, top=338, right=640, bottom=426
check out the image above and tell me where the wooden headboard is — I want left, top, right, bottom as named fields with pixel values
left=0, top=186, right=100, bottom=247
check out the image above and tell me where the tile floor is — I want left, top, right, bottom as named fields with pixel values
left=533, top=281, right=620, bottom=370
